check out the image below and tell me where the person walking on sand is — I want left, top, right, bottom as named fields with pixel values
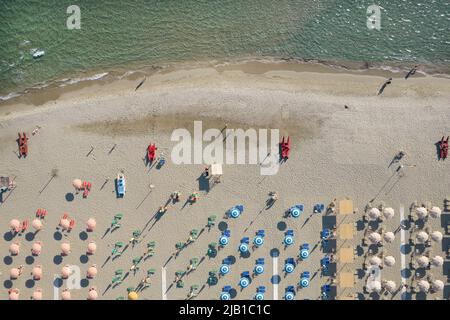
left=378, top=77, right=392, bottom=95
left=405, top=65, right=419, bottom=80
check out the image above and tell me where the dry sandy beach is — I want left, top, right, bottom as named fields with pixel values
left=0, top=61, right=449, bottom=300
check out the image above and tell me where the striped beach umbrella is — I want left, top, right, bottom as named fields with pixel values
left=219, top=236, right=229, bottom=246
left=285, top=292, right=295, bottom=300
left=253, top=236, right=264, bottom=247
left=300, top=278, right=309, bottom=288
left=300, top=249, right=309, bottom=259
left=239, top=243, right=249, bottom=253
left=284, top=263, right=295, bottom=273
left=254, top=264, right=264, bottom=275
left=284, top=235, right=294, bottom=246
left=220, top=264, right=230, bottom=275
left=220, top=292, right=231, bottom=300
left=239, top=277, right=250, bottom=288
left=230, top=207, right=241, bottom=218
left=255, top=293, right=264, bottom=300
left=290, top=206, right=301, bottom=218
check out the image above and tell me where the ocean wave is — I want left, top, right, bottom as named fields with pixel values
left=58, top=72, right=109, bottom=87
left=0, top=92, right=21, bottom=101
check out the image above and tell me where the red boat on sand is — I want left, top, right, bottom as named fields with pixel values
left=439, top=136, right=449, bottom=160
left=280, top=136, right=291, bottom=161
left=147, top=143, right=157, bottom=163
left=18, top=133, right=28, bottom=158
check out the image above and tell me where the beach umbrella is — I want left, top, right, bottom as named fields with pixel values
left=284, top=263, right=295, bottom=274
left=10, top=219, right=20, bottom=231
left=239, top=243, right=249, bottom=253
left=416, top=231, right=429, bottom=243
left=9, top=242, right=20, bottom=255
left=416, top=256, right=430, bottom=268
left=61, top=290, right=71, bottom=300
left=220, top=264, right=230, bottom=275
left=61, top=242, right=71, bottom=256
left=87, top=241, right=97, bottom=254
left=431, top=255, right=444, bottom=267
left=368, top=208, right=381, bottom=221
left=300, top=278, right=309, bottom=288
left=285, top=291, right=295, bottom=300
left=300, top=248, right=309, bottom=259
left=219, top=236, right=229, bottom=246
left=32, top=218, right=43, bottom=231
left=87, top=265, right=98, bottom=278
left=382, top=280, right=397, bottom=293
left=369, top=256, right=382, bottom=266
left=383, top=232, right=395, bottom=243
left=8, top=289, right=19, bottom=300
left=253, top=236, right=264, bottom=247
left=384, top=256, right=396, bottom=267
left=417, top=280, right=430, bottom=293
left=255, top=292, right=264, bottom=300
left=254, top=265, right=264, bottom=275
left=415, top=207, right=428, bottom=219
left=31, top=242, right=42, bottom=255
left=60, top=218, right=70, bottom=230
left=32, top=266, right=42, bottom=280
left=284, top=235, right=294, bottom=246
left=10, top=267, right=22, bottom=279
left=128, top=291, right=138, bottom=300
left=72, top=179, right=82, bottom=190
left=87, top=288, right=98, bottom=300
left=239, top=277, right=250, bottom=288
left=290, top=206, right=301, bottom=218
left=431, top=280, right=444, bottom=292
left=366, top=280, right=382, bottom=293
left=383, top=207, right=395, bottom=219
left=86, top=218, right=97, bottom=231
left=220, top=292, right=231, bottom=300
left=32, top=289, right=42, bottom=300
left=431, top=231, right=443, bottom=242
left=429, top=206, right=441, bottom=219
left=229, top=207, right=241, bottom=219
left=368, top=232, right=382, bottom=244
left=61, top=265, right=72, bottom=279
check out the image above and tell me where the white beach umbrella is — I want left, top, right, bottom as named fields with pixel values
left=368, top=208, right=381, bottom=221
left=382, top=207, right=395, bottom=219
left=368, top=232, right=382, bottom=244
left=384, top=256, right=396, bottom=267
left=431, top=256, right=444, bottom=267
left=431, top=231, right=443, bottom=242
left=415, top=207, right=428, bottom=219
left=416, top=256, right=430, bottom=268
left=431, top=280, right=444, bottom=292
left=382, top=280, right=397, bottom=293
left=369, top=256, right=382, bottom=266
left=429, top=206, right=441, bottom=219
left=417, top=280, right=430, bottom=293
left=416, top=231, right=429, bottom=243
left=383, top=232, right=395, bottom=243
left=366, top=280, right=382, bottom=293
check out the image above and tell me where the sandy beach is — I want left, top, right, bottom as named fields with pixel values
left=1, top=61, right=449, bottom=300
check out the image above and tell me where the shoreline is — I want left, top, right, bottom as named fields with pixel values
left=2, top=56, right=450, bottom=107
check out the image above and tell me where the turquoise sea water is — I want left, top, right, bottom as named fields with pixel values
left=1, top=0, right=449, bottom=99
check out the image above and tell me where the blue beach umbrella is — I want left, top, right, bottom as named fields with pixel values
left=239, top=243, right=249, bottom=253
left=285, top=291, right=295, bottom=300
left=220, top=292, right=231, bottom=300
left=219, top=236, right=229, bottom=246
left=300, top=278, right=309, bottom=288
left=255, top=292, right=264, bottom=300
left=300, top=248, right=309, bottom=259
left=220, top=264, right=230, bottom=275
left=254, top=264, right=264, bottom=275
left=290, top=206, right=301, bottom=218
left=285, top=263, right=295, bottom=273
left=239, top=277, right=250, bottom=288
left=284, top=235, right=294, bottom=246
left=253, top=236, right=264, bottom=247
left=229, top=207, right=241, bottom=218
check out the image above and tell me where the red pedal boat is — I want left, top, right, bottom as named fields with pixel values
left=147, top=143, right=157, bottom=163
left=280, top=136, right=291, bottom=161
left=439, top=136, right=449, bottom=160
left=18, top=132, right=28, bottom=157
